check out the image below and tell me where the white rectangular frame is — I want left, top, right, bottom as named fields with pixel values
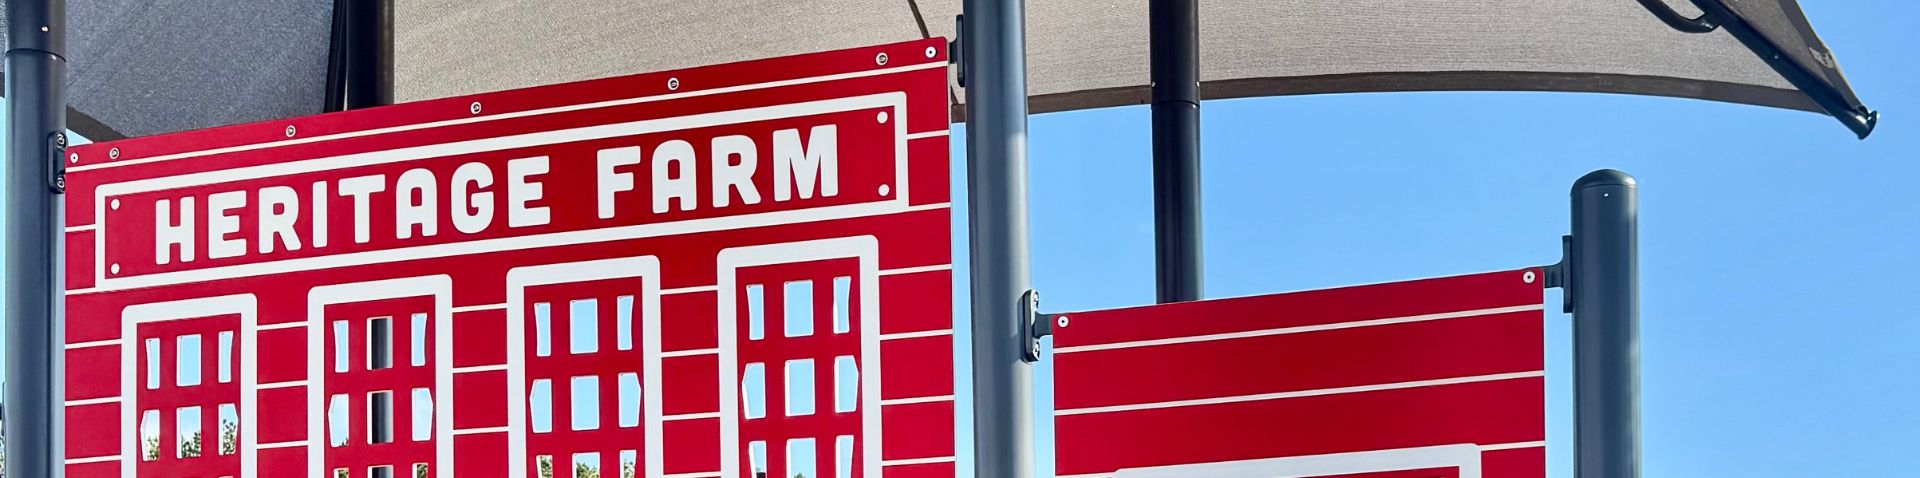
left=120, top=294, right=259, bottom=477
left=306, top=276, right=453, bottom=478
left=1110, top=444, right=1482, bottom=478
left=717, top=236, right=882, bottom=478
left=505, top=256, right=665, bottom=478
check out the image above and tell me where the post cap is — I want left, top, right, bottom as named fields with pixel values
left=1573, top=169, right=1636, bottom=192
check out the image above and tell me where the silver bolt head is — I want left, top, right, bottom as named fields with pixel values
left=1056, top=315, right=1070, bottom=328
left=667, top=77, right=681, bottom=90
left=876, top=52, right=890, bottom=65
left=285, top=125, right=298, bottom=137
left=1523, top=271, right=1538, bottom=284
left=470, top=102, right=483, bottom=115
left=925, top=46, right=937, bottom=58
left=109, top=148, right=121, bottom=159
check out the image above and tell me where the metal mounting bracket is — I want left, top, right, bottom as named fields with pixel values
left=950, top=15, right=967, bottom=88
left=1020, top=289, right=1052, bottom=363
left=1543, top=234, right=1572, bottom=312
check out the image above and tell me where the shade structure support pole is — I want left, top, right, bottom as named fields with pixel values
left=1150, top=0, right=1203, bottom=303
left=4, top=0, right=69, bottom=477
left=324, top=0, right=394, bottom=111
left=1568, top=169, right=1640, bottom=478
left=960, top=0, right=1036, bottom=476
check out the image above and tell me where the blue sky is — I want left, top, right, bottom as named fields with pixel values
left=5, top=1, right=1916, bottom=476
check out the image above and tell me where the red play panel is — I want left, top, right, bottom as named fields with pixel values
left=62, top=38, right=954, bottom=478
left=1054, top=270, right=1547, bottom=478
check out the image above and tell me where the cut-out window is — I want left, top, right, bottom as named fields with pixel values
left=333, top=320, right=350, bottom=373
left=145, top=338, right=161, bottom=390
left=411, top=387, right=434, bottom=441
left=616, top=295, right=635, bottom=351
left=784, top=280, right=814, bottom=337
left=836, top=435, right=855, bottom=478
left=742, top=362, right=766, bottom=419
left=140, top=409, right=160, bottom=461
left=746, top=284, right=765, bottom=340
left=572, top=452, right=601, bottom=478
left=334, top=468, right=349, bottom=478
left=618, top=450, right=637, bottom=478
left=748, top=440, right=768, bottom=475
left=785, top=359, right=816, bottom=417
left=618, top=372, right=641, bottom=428
left=218, top=403, right=239, bottom=456
left=571, top=375, right=600, bottom=431
left=411, top=313, right=428, bottom=367
left=531, top=379, right=553, bottom=433
left=833, top=276, right=851, bottom=334
left=218, top=331, right=234, bottom=383
left=177, top=406, right=202, bottom=458
left=369, top=464, right=393, bottom=478
left=787, top=437, right=818, bottom=478
left=570, top=299, right=599, bottom=355
left=534, top=302, right=553, bottom=357
left=369, top=390, right=394, bottom=444
left=834, top=355, right=859, bottom=413
left=177, top=334, right=203, bottom=387
left=327, top=394, right=349, bottom=447
left=368, top=316, right=392, bottom=370
left=536, top=455, right=554, bottom=478
left=413, top=464, right=430, bottom=478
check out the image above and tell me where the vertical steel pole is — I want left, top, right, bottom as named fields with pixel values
left=5, top=0, right=68, bottom=477
left=324, top=0, right=395, bottom=111
left=1150, top=0, right=1203, bottom=303
left=961, top=0, right=1035, bottom=476
left=1570, top=169, right=1639, bottom=478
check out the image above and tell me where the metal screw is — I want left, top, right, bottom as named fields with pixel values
left=109, top=148, right=121, bottom=160
left=667, top=77, right=680, bottom=91
left=111, top=199, right=121, bottom=210
left=878, top=184, right=891, bottom=197
left=54, top=133, right=67, bottom=148
left=876, top=111, right=889, bottom=123
left=285, top=125, right=297, bottom=137
left=470, top=102, right=483, bottom=115
left=111, top=263, right=121, bottom=274
left=876, top=52, right=889, bottom=65
left=68, top=152, right=79, bottom=163
left=925, top=46, right=937, bottom=58
left=1056, top=315, right=1070, bottom=328
left=1523, top=271, right=1537, bottom=284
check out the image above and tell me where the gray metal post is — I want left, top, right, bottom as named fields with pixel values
left=5, top=0, right=69, bottom=477
left=960, top=0, right=1035, bottom=476
left=1150, top=0, right=1203, bottom=303
left=1569, top=169, right=1639, bottom=478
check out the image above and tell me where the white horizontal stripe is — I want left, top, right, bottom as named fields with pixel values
left=65, top=396, right=120, bottom=407
left=663, top=285, right=718, bottom=295
left=881, top=395, right=955, bottom=406
left=1055, top=371, right=1545, bottom=417
left=883, top=456, right=956, bottom=467
left=452, top=426, right=509, bottom=436
left=69, top=61, right=948, bottom=174
left=257, top=440, right=308, bottom=450
left=64, top=455, right=119, bottom=465
left=880, top=329, right=952, bottom=341
left=257, top=321, right=308, bottom=331
left=906, top=130, right=950, bottom=140
left=1055, top=304, right=1544, bottom=354
left=65, top=224, right=97, bottom=233
left=452, top=303, right=507, bottom=313
left=662, top=348, right=720, bottom=358
left=1481, top=440, right=1547, bottom=451
left=258, top=380, right=308, bottom=390
left=663, top=412, right=721, bottom=421
left=453, top=364, right=508, bottom=374
left=64, top=339, right=119, bottom=350
left=881, top=264, right=952, bottom=276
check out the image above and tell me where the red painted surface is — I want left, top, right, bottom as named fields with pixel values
left=63, top=39, right=953, bottom=478
left=1054, top=270, right=1546, bottom=478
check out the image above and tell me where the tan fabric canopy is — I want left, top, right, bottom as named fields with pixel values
left=1, top=0, right=1872, bottom=140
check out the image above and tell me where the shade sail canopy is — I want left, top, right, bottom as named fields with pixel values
left=2, top=0, right=1875, bottom=140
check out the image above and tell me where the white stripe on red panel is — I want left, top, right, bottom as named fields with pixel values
left=1055, top=370, right=1545, bottom=417
left=1056, top=304, right=1544, bottom=354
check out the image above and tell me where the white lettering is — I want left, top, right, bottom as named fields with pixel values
left=652, top=140, right=698, bottom=213
left=311, top=181, right=329, bottom=249
left=257, top=186, right=302, bottom=254
left=711, top=135, right=761, bottom=208
left=597, top=147, right=640, bottom=219
left=337, top=174, right=386, bottom=244
left=507, top=157, right=550, bottom=228
left=154, top=197, right=196, bottom=265
left=394, top=168, right=438, bottom=239
left=451, top=162, right=495, bottom=234
left=772, top=125, right=838, bottom=201
left=206, top=191, right=247, bottom=259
